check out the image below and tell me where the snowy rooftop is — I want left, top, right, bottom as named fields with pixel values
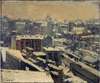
left=16, top=34, right=44, bottom=40
left=33, top=52, right=46, bottom=56
left=43, top=47, right=62, bottom=52
left=0, top=69, right=54, bottom=83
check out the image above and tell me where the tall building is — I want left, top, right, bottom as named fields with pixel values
left=11, top=34, right=44, bottom=51
left=0, top=16, right=9, bottom=41
left=15, top=20, right=26, bottom=34
left=43, top=47, right=63, bottom=66
left=31, top=22, right=42, bottom=35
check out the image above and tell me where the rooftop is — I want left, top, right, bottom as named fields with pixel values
left=54, top=38, right=66, bottom=42
left=16, top=34, right=44, bottom=40
left=1, top=69, right=54, bottom=83
left=33, top=52, right=46, bottom=56
left=79, top=48, right=98, bottom=56
left=0, top=47, right=45, bottom=71
left=43, top=47, right=62, bottom=52
left=81, top=35, right=100, bottom=39
left=83, top=55, right=98, bottom=64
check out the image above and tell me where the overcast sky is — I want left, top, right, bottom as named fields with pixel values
left=1, top=1, right=99, bottom=21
